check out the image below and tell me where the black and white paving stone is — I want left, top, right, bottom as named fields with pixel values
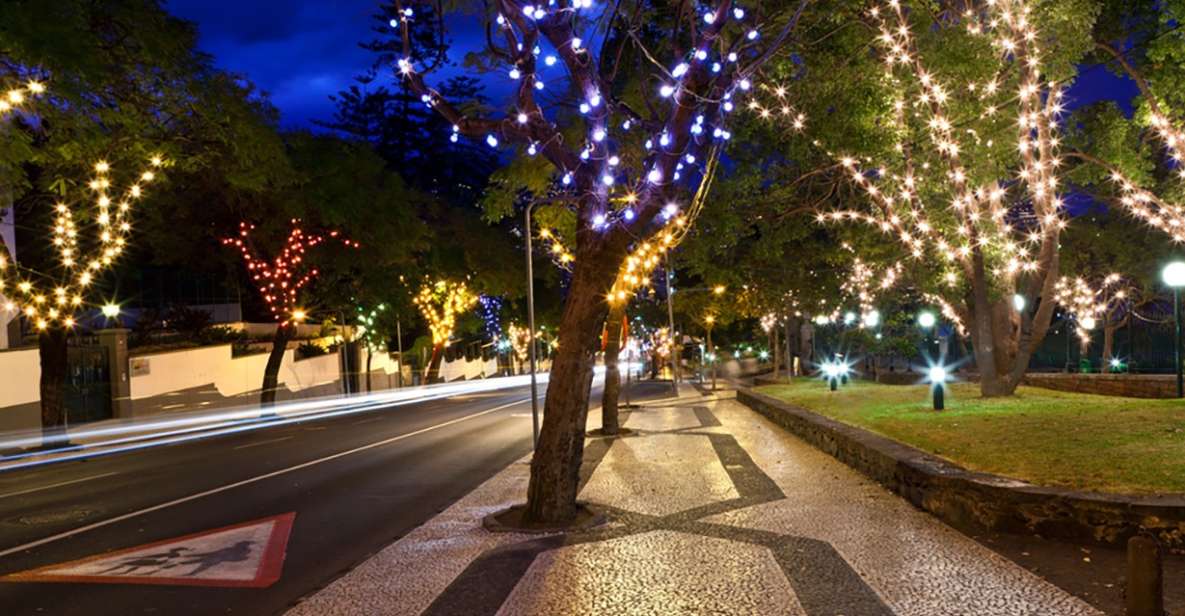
left=288, top=390, right=1101, bottom=616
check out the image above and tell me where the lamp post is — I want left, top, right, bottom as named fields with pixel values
left=664, top=253, right=681, bottom=396
left=705, top=314, right=717, bottom=391
left=396, top=317, right=404, bottom=388
left=525, top=204, right=540, bottom=448
left=1162, top=261, right=1185, bottom=398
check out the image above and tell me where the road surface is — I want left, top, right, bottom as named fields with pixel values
left=0, top=380, right=669, bottom=615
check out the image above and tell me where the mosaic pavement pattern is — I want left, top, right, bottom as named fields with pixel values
left=289, top=394, right=1102, bottom=616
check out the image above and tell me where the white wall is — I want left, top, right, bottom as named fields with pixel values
left=129, top=345, right=341, bottom=400
left=0, top=347, right=40, bottom=406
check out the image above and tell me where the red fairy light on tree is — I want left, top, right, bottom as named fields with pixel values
left=222, top=219, right=359, bottom=324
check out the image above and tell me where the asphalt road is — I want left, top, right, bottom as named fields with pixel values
left=0, top=380, right=671, bottom=615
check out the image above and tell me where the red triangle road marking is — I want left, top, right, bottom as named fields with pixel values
left=2, top=512, right=295, bottom=588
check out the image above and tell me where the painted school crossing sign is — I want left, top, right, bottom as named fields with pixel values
left=4, top=512, right=295, bottom=588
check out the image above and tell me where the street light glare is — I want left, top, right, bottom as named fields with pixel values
left=1163, top=261, right=1185, bottom=288
left=928, top=365, right=947, bottom=383
left=918, top=311, right=936, bottom=329
left=713, top=285, right=726, bottom=295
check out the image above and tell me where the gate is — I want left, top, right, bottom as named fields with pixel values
left=65, top=344, right=113, bottom=425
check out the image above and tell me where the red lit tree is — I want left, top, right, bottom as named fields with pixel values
left=223, top=220, right=358, bottom=406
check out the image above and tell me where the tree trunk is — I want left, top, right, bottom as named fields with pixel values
left=425, top=343, right=445, bottom=383
left=38, top=327, right=69, bottom=447
left=770, top=327, right=780, bottom=380
left=524, top=249, right=620, bottom=525
left=1102, top=326, right=1117, bottom=371
left=366, top=350, right=374, bottom=392
left=799, top=322, right=814, bottom=375
left=600, top=300, right=626, bottom=435
left=261, top=324, right=295, bottom=407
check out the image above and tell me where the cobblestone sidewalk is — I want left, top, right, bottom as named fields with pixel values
left=288, top=389, right=1101, bottom=616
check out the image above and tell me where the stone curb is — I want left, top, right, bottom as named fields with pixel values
left=736, top=386, right=1185, bottom=551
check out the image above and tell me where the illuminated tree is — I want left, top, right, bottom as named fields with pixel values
left=1053, top=274, right=1133, bottom=366
left=506, top=322, right=533, bottom=373
left=0, top=152, right=165, bottom=443
left=413, top=279, right=478, bottom=383
left=763, top=0, right=1093, bottom=396
left=223, top=220, right=358, bottom=406
left=391, top=0, right=815, bottom=524
left=356, top=303, right=392, bottom=391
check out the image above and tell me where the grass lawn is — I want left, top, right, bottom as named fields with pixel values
left=755, top=380, right=1185, bottom=495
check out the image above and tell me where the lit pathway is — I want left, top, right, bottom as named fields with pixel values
left=288, top=387, right=1100, bottom=616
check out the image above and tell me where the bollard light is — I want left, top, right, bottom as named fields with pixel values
left=822, top=362, right=839, bottom=390
left=928, top=365, right=947, bottom=411
left=839, top=361, right=851, bottom=385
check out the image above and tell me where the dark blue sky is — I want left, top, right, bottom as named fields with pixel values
left=167, top=0, right=394, bottom=128
left=166, top=0, right=496, bottom=129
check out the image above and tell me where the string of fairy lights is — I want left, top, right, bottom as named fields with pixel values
left=389, top=0, right=801, bottom=274
left=751, top=0, right=1067, bottom=292
left=222, top=220, right=359, bottom=325
left=0, top=80, right=44, bottom=117
left=1053, top=273, right=1129, bottom=347
left=0, top=156, right=166, bottom=330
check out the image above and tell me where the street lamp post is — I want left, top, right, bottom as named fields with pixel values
left=525, top=204, right=540, bottom=448
left=664, top=253, right=680, bottom=397
left=396, top=317, right=404, bottom=388
left=705, top=315, right=716, bottom=391
left=1162, top=261, right=1185, bottom=398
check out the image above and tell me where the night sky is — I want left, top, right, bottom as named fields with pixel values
left=166, top=0, right=498, bottom=129
left=166, top=1, right=1136, bottom=129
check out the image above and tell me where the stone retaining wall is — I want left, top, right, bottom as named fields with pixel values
left=1022, top=372, right=1178, bottom=399
left=737, top=387, right=1185, bottom=551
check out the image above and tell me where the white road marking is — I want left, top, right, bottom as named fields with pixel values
left=0, top=398, right=529, bottom=558
left=0, top=472, right=121, bottom=501
left=232, top=436, right=294, bottom=450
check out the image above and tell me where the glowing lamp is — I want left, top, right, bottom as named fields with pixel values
left=1164, top=262, right=1185, bottom=288
left=928, top=365, right=948, bottom=411
left=1012, top=294, right=1027, bottom=312
left=918, top=311, right=937, bottom=329
left=1080, top=315, right=1097, bottom=331
left=862, top=310, right=881, bottom=328
left=101, top=303, right=121, bottom=319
